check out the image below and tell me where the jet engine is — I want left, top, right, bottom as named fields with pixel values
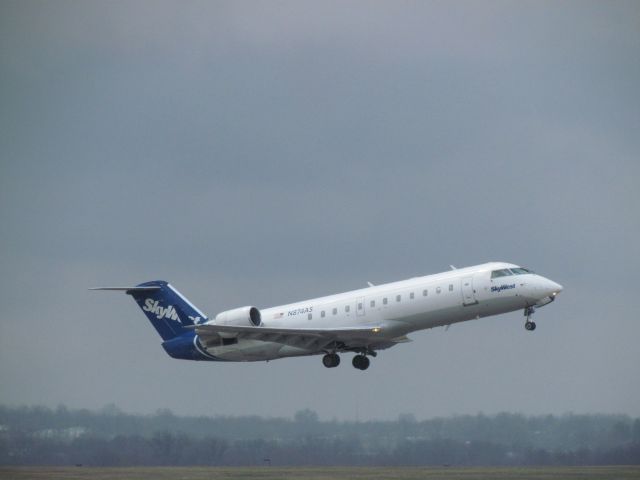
left=215, top=306, right=262, bottom=327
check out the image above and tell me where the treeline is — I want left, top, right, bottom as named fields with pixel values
left=1, top=405, right=639, bottom=466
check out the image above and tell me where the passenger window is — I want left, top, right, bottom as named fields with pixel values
left=307, top=313, right=312, bottom=320
left=410, top=292, right=414, bottom=299
left=423, top=289, right=428, bottom=296
left=383, top=297, right=388, bottom=305
left=396, top=294, right=401, bottom=302
left=370, top=300, right=375, bottom=308
left=345, top=305, right=350, bottom=313
left=449, top=284, right=453, bottom=292
left=321, top=310, right=325, bottom=318
left=332, top=308, right=337, bottom=315
left=358, top=302, right=363, bottom=310
left=436, top=287, right=442, bottom=294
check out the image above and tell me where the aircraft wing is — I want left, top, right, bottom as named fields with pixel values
left=188, top=323, right=389, bottom=351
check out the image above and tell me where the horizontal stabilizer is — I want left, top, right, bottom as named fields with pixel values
left=89, top=286, right=161, bottom=293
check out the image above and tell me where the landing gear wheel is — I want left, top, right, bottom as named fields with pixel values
left=524, top=306, right=536, bottom=332
left=352, top=355, right=370, bottom=370
left=322, top=353, right=340, bottom=368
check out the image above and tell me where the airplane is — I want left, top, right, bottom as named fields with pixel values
left=91, top=262, right=562, bottom=370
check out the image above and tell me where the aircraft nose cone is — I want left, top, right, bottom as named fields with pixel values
left=534, top=276, right=563, bottom=297
left=547, top=280, right=563, bottom=296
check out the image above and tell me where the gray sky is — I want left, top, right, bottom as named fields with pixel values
left=1, top=1, right=639, bottom=420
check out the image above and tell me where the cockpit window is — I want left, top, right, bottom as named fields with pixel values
left=491, top=269, right=513, bottom=279
left=510, top=267, right=533, bottom=275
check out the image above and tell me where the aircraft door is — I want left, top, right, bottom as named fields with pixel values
left=356, top=297, right=365, bottom=316
left=461, top=276, right=478, bottom=306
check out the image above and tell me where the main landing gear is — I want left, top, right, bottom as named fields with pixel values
left=322, top=352, right=373, bottom=370
left=352, top=355, right=370, bottom=371
left=524, top=306, right=536, bottom=331
left=322, top=353, right=340, bottom=368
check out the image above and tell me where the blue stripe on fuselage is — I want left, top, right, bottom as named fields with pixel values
left=161, top=331, right=224, bottom=361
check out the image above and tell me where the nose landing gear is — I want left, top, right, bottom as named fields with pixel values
left=524, top=306, right=536, bottom=331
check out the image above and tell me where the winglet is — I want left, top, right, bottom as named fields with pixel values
left=391, top=335, right=412, bottom=343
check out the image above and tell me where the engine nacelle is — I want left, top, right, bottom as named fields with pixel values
left=215, top=306, right=262, bottom=327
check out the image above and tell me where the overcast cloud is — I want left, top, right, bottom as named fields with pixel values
left=1, top=1, right=639, bottom=420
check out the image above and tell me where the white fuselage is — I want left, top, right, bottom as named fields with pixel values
left=201, top=262, right=563, bottom=362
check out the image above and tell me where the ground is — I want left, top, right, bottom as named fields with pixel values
left=1, top=466, right=640, bottom=480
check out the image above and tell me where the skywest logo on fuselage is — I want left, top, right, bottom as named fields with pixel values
left=143, top=298, right=180, bottom=322
left=491, top=284, right=516, bottom=293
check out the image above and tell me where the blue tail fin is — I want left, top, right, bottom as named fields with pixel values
left=127, top=281, right=208, bottom=341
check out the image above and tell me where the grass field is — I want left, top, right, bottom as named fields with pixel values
left=1, top=466, right=639, bottom=480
